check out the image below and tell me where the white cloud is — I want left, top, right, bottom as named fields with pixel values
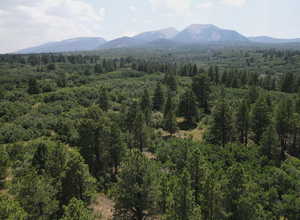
left=222, top=0, right=247, bottom=7
left=0, top=0, right=105, bottom=53
left=149, top=0, right=192, bottom=14
left=129, top=5, right=137, bottom=12
left=196, top=2, right=214, bottom=9
left=121, top=31, right=138, bottom=37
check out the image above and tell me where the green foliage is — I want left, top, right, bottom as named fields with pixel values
left=192, top=74, right=211, bottom=113
left=235, top=99, right=250, bottom=145
left=10, top=169, right=59, bottom=220
left=0, top=146, right=9, bottom=187
left=61, top=198, right=95, bottom=220
left=205, top=97, right=233, bottom=147
left=178, top=89, right=199, bottom=129
left=113, top=149, right=160, bottom=220
left=0, top=195, right=28, bottom=220
left=152, top=82, right=165, bottom=112
left=250, top=95, right=270, bottom=144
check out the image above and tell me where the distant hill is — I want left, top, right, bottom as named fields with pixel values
left=15, top=24, right=300, bottom=53
left=173, top=24, right=249, bottom=43
left=133, top=27, right=178, bottom=42
left=17, top=37, right=107, bottom=54
left=248, top=36, right=300, bottom=44
left=99, top=37, right=144, bottom=49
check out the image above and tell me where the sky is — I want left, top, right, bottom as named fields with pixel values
left=0, top=0, right=299, bottom=53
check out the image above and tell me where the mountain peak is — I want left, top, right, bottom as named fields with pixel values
left=174, top=24, right=248, bottom=43
left=133, top=27, right=179, bottom=42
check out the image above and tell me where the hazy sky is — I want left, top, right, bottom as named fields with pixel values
left=0, top=0, right=299, bottom=53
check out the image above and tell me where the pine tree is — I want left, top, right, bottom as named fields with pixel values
left=250, top=95, right=270, bottom=144
left=235, top=99, right=250, bottom=145
left=192, top=74, right=211, bottom=113
left=0, top=146, right=9, bottom=188
left=0, top=195, right=28, bottom=220
left=27, top=78, right=40, bottom=94
left=61, top=150, right=96, bottom=205
left=275, top=99, right=293, bottom=160
left=97, top=87, right=109, bottom=112
left=140, top=88, right=152, bottom=124
left=153, top=83, right=165, bottom=112
left=247, top=86, right=259, bottom=105
left=164, top=169, right=198, bottom=220
left=61, top=198, right=95, bottom=220
left=205, top=97, right=233, bottom=147
left=10, top=170, right=59, bottom=220
left=261, top=124, right=280, bottom=161
left=178, top=90, right=199, bottom=128
left=113, top=150, right=159, bottom=220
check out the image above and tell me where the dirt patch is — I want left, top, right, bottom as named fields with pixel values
left=90, top=193, right=114, bottom=220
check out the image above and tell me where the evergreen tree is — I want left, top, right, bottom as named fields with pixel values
left=164, top=73, right=178, bottom=92
left=153, top=83, right=165, bottom=112
left=107, top=123, right=126, bottom=178
left=61, top=150, right=96, bottom=205
left=113, top=150, right=159, bottom=220
left=10, top=169, right=59, bottom=220
left=98, top=87, right=110, bottom=112
left=132, top=111, right=149, bottom=151
left=163, top=108, right=178, bottom=135
left=164, top=169, right=199, bottom=220
left=140, top=88, right=152, bottom=124
left=205, top=97, right=233, bottom=147
left=247, top=86, right=259, bottom=105
left=275, top=99, right=293, bottom=160
left=0, top=146, right=9, bottom=188
left=61, top=198, right=95, bottom=220
left=78, top=105, right=111, bottom=179
left=261, top=125, right=280, bottom=162
left=32, top=142, right=49, bottom=175
left=250, top=95, right=270, bottom=144
left=235, top=99, right=250, bottom=145
left=0, top=195, right=27, bottom=220
left=94, top=64, right=103, bottom=74
left=192, top=74, right=211, bottom=113
left=178, top=90, right=199, bottom=128
left=27, top=78, right=40, bottom=94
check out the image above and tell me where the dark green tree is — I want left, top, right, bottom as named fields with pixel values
left=140, top=88, right=152, bottom=124
left=192, top=74, right=211, bottom=113
left=0, top=195, right=28, bottom=220
left=61, top=198, right=95, bottom=220
left=178, top=90, right=199, bottom=128
left=27, top=78, right=40, bottom=94
left=250, top=95, right=270, bottom=144
left=113, top=150, right=159, bottom=220
left=97, top=87, right=110, bottom=112
left=152, top=83, right=165, bottom=112
left=235, top=99, right=250, bottom=145
left=10, top=169, right=59, bottom=220
left=205, top=98, right=233, bottom=147
left=61, top=150, right=96, bottom=205
left=260, top=124, right=280, bottom=162
left=0, top=146, right=9, bottom=188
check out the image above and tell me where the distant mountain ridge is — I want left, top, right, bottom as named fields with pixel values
left=173, top=24, right=249, bottom=43
left=248, top=36, right=300, bottom=44
left=15, top=24, right=300, bottom=54
left=17, top=37, right=107, bottom=54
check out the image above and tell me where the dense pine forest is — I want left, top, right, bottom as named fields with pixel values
left=1, top=47, right=300, bottom=220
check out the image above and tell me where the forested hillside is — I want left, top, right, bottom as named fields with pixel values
left=1, top=47, right=300, bottom=219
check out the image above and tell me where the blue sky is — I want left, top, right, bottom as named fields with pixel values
left=0, top=0, right=299, bottom=53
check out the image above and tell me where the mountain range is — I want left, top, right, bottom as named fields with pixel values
left=16, top=24, right=300, bottom=54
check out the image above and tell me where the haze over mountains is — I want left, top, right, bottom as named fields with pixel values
left=16, top=24, right=300, bottom=54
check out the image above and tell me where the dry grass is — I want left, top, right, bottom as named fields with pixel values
left=158, top=126, right=205, bottom=143
left=90, top=193, right=115, bottom=220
